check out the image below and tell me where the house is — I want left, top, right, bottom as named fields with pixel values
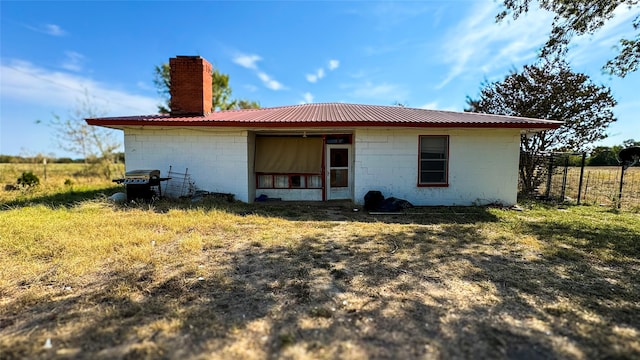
left=86, top=56, right=562, bottom=206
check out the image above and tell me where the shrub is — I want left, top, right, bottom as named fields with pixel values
left=17, top=171, right=40, bottom=188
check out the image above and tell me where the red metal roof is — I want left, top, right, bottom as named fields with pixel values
left=86, top=103, right=562, bottom=129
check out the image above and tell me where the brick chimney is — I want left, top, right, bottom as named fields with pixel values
left=169, top=56, right=213, bottom=116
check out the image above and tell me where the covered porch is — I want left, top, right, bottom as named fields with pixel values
left=250, top=132, right=354, bottom=202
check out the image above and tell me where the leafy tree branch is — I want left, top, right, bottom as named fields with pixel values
left=498, top=0, right=640, bottom=77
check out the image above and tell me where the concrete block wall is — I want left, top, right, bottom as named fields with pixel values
left=123, top=126, right=521, bottom=205
left=123, top=128, right=250, bottom=202
left=353, top=128, right=521, bottom=206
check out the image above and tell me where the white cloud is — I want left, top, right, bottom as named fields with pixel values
left=568, top=4, right=639, bottom=66
left=61, top=51, right=85, bottom=72
left=45, top=24, right=66, bottom=36
left=1, top=59, right=158, bottom=115
left=305, top=68, right=325, bottom=83
left=26, top=23, right=67, bottom=36
left=257, top=71, right=285, bottom=91
left=136, top=81, right=154, bottom=91
left=438, top=1, right=638, bottom=89
left=301, top=92, right=314, bottom=104
left=233, top=54, right=262, bottom=69
left=437, top=2, right=553, bottom=89
left=244, top=84, right=258, bottom=92
left=364, top=1, right=433, bottom=31
left=420, top=102, right=439, bottom=110
left=419, top=101, right=460, bottom=112
left=346, top=81, right=408, bottom=101
left=348, top=70, right=367, bottom=79
left=305, top=61, right=339, bottom=84
left=233, top=53, right=285, bottom=91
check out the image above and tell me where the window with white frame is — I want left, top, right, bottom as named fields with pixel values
left=419, top=135, right=449, bottom=186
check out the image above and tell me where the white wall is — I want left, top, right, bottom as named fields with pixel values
left=123, top=128, right=251, bottom=202
left=353, top=128, right=521, bottom=206
left=247, top=131, right=256, bottom=202
left=123, top=127, right=522, bottom=206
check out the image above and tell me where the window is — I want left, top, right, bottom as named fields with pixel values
left=291, top=175, right=304, bottom=188
left=419, top=135, right=448, bottom=186
left=257, top=174, right=322, bottom=189
left=274, top=175, right=289, bottom=188
left=325, top=134, right=352, bottom=144
left=255, top=136, right=323, bottom=190
left=258, top=175, right=273, bottom=188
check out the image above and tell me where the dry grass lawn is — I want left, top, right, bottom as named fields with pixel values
left=543, top=166, right=640, bottom=207
left=1, top=165, right=639, bottom=359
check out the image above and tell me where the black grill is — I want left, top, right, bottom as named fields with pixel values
left=113, top=169, right=170, bottom=200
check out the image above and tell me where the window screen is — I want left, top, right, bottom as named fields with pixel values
left=255, top=137, right=323, bottom=174
left=419, top=136, right=448, bottom=185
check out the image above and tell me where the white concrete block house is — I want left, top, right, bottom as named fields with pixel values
left=87, top=56, right=561, bottom=206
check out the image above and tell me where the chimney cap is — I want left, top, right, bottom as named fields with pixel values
left=175, top=55, right=203, bottom=59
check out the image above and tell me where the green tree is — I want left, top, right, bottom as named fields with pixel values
left=586, top=140, right=639, bottom=165
left=235, top=99, right=261, bottom=109
left=498, top=0, right=640, bottom=77
left=153, top=62, right=260, bottom=114
left=588, top=146, right=621, bottom=165
left=153, top=63, right=171, bottom=114
left=466, top=59, right=617, bottom=193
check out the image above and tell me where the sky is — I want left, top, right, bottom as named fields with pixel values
left=1, top=0, right=638, bottom=159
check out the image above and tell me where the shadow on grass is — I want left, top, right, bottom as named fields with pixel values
left=125, top=197, right=501, bottom=225
left=3, top=183, right=500, bottom=225
left=1, top=186, right=122, bottom=210
left=2, top=218, right=638, bottom=358
left=522, top=220, right=640, bottom=261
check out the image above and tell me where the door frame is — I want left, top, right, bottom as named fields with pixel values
left=325, top=144, right=353, bottom=200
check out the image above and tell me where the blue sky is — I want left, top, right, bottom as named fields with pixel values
left=1, top=1, right=638, bottom=158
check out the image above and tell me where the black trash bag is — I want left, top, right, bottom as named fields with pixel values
left=364, top=190, right=384, bottom=210
left=376, top=197, right=414, bottom=212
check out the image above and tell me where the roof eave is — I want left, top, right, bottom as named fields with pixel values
left=86, top=119, right=562, bottom=130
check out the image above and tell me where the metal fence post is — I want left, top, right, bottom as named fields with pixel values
left=545, top=153, right=554, bottom=199
left=618, top=165, right=626, bottom=209
left=577, top=152, right=586, bottom=205
left=560, top=156, right=569, bottom=201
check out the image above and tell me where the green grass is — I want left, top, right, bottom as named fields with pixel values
left=1, top=164, right=639, bottom=359
left=1, top=163, right=124, bottom=208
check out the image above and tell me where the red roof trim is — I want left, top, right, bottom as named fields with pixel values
left=86, top=118, right=560, bottom=129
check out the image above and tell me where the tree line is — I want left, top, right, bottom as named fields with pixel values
left=0, top=153, right=125, bottom=164
left=588, top=139, right=640, bottom=166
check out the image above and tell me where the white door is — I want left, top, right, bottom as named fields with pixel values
left=326, top=145, right=352, bottom=200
